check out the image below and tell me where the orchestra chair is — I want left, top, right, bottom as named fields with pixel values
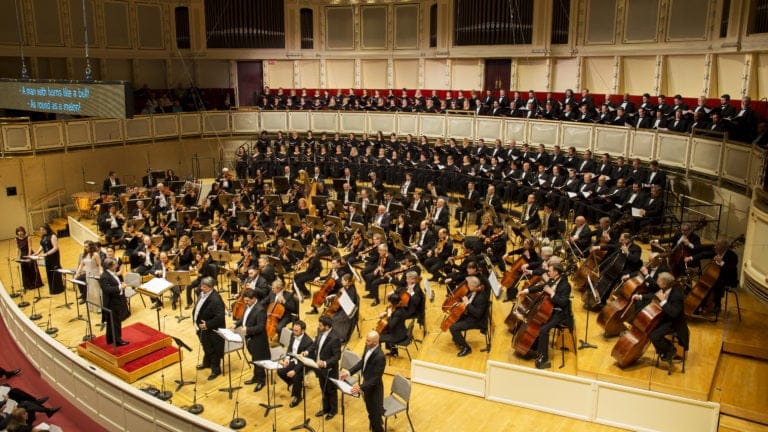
left=279, top=326, right=293, bottom=348
left=549, top=316, right=576, bottom=369
left=723, top=285, right=742, bottom=322
left=123, top=272, right=147, bottom=308
left=389, top=319, right=417, bottom=365
left=383, top=375, right=415, bottom=432
left=345, top=294, right=362, bottom=343
left=654, top=329, right=689, bottom=375
left=341, top=349, right=362, bottom=386
left=461, top=298, right=493, bottom=353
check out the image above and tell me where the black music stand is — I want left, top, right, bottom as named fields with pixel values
left=172, top=336, right=195, bottom=391
left=331, top=377, right=360, bottom=432
left=210, top=250, right=233, bottom=294
left=138, top=278, right=174, bottom=330
left=311, top=195, right=328, bottom=210
left=166, top=271, right=191, bottom=323
left=578, top=275, right=599, bottom=350
left=109, top=184, right=128, bottom=196
left=289, top=354, right=318, bottom=432
left=10, top=258, right=30, bottom=307
left=65, top=278, right=87, bottom=322
left=265, top=194, right=283, bottom=208
left=55, top=268, right=75, bottom=309
left=192, top=230, right=213, bottom=247
left=390, top=203, right=405, bottom=218
left=253, top=360, right=283, bottom=418
left=407, top=209, right=425, bottom=226
left=306, top=216, right=325, bottom=231
left=458, top=197, right=477, bottom=234
left=282, top=211, right=301, bottom=228
left=273, top=177, right=290, bottom=194
left=332, top=179, right=346, bottom=195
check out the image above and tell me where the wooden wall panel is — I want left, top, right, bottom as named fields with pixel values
left=298, top=60, right=320, bottom=89
left=136, top=4, right=164, bottom=49
left=196, top=60, right=230, bottom=89
left=552, top=58, right=579, bottom=92
left=583, top=57, right=614, bottom=95
left=103, top=59, right=133, bottom=82
left=361, top=6, right=387, bottom=49
left=450, top=59, right=480, bottom=91
left=69, top=0, right=95, bottom=47
left=136, top=59, right=166, bottom=89
left=33, top=0, right=62, bottom=46
left=622, top=56, right=656, bottom=94
left=326, top=7, right=354, bottom=50
left=665, top=55, right=705, bottom=97
left=326, top=59, right=355, bottom=89
left=267, top=61, right=294, bottom=89
left=424, top=59, right=448, bottom=89
left=517, top=59, right=548, bottom=93
left=36, top=57, right=67, bottom=80
left=586, top=0, right=617, bottom=44
left=394, top=4, right=419, bottom=49
left=0, top=0, right=19, bottom=44
left=394, top=59, right=419, bottom=89
left=361, top=59, right=387, bottom=89
left=715, top=54, right=744, bottom=97
left=624, top=0, right=659, bottom=43
left=757, top=54, right=768, bottom=101
left=667, top=0, right=709, bottom=41
left=104, top=1, right=131, bottom=48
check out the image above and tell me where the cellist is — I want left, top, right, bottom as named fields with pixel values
left=517, top=264, right=572, bottom=369
left=232, top=288, right=269, bottom=392
left=686, top=238, right=739, bottom=317
left=308, top=256, right=350, bottom=315
left=392, top=271, right=424, bottom=322
left=651, top=222, right=702, bottom=276
left=377, top=293, right=410, bottom=357
left=328, top=274, right=359, bottom=342
left=448, top=275, right=490, bottom=357
left=631, top=272, right=688, bottom=361
left=258, top=279, right=298, bottom=337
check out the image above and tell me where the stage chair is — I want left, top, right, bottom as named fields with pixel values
left=655, top=330, right=689, bottom=375
left=390, top=319, right=417, bottom=365
left=383, top=375, right=415, bottom=432
left=341, top=348, right=361, bottom=385
left=123, top=272, right=147, bottom=308
left=279, top=325, right=292, bottom=348
left=550, top=320, right=576, bottom=369
left=724, top=285, right=742, bottom=321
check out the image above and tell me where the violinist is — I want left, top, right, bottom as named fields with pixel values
left=315, top=222, right=339, bottom=258
left=151, top=251, right=174, bottom=309
left=293, top=244, right=322, bottom=298
left=449, top=275, right=490, bottom=357
left=99, top=205, right=125, bottom=245
left=206, top=230, right=229, bottom=252
left=257, top=255, right=277, bottom=285
left=394, top=271, right=424, bottom=322
left=328, top=274, right=359, bottom=342
left=152, top=183, right=170, bottom=223
left=258, top=279, right=298, bottom=341
left=343, top=229, right=367, bottom=264
left=217, top=167, right=235, bottom=193
left=233, top=288, right=269, bottom=392
left=485, top=224, right=509, bottom=271
left=131, top=235, right=155, bottom=276
left=377, top=293, right=409, bottom=357
left=273, top=238, right=296, bottom=268
left=424, top=228, right=453, bottom=282
left=363, top=244, right=398, bottom=307
left=411, top=220, right=436, bottom=261
left=175, top=235, right=194, bottom=270
left=345, top=204, right=364, bottom=229
left=153, top=219, right=176, bottom=252
left=308, top=257, right=349, bottom=315
left=272, top=217, right=291, bottom=239
left=295, top=220, right=314, bottom=247
left=187, top=251, right=217, bottom=309
left=631, top=272, right=688, bottom=361
left=686, top=238, right=738, bottom=317
left=517, top=264, right=572, bottom=369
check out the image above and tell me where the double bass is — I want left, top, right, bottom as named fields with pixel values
left=582, top=246, right=628, bottom=311
left=512, top=286, right=554, bottom=358
left=683, top=235, right=744, bottom=316
left=504, top=273, right=542, bottom=331
left=597, top=274, right=648, bottom=337
left=665, top=219, right=707, bottom=277
left=610, top=294, right=666, bottom=368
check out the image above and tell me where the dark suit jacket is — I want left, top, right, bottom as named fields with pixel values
left=348, top=346, right=386, bottom=397
left=460, top=286, right=490, bottom=328
left=284, top=333, right=314, bottom=373
left=531, top=276, right=572, bottom=312
left=237, top=303, right=270, bottom=360
left=194, top=290, right=226, bottom=333
left=259, top=290, right=299, bottom=317
left=306, top=330, right=342, bottom=371
left=431, top=207, right=450, bottom=227
left=100, top=270, right=128, bottom=323
left=102, top=177, right=121, bottom=193
left=521, top=203, right=540, bottom=229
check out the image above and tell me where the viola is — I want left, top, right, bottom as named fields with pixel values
left=683, top=234, right=744, bottom=316
left=265, top=301, right=286, bottom=339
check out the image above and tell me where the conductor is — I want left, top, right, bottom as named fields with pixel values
left=193, top=276, right=226, bottom=380
left=340, top=331, right=386, bottom=432
left=99, top=258, right=130, bottom=346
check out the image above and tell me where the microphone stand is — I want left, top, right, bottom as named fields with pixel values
left=156, top=316, right=172, bottom=401
left=228, top=350, right=247, bottom=430
left=290, top=354, right=316, bottom=432
left=578, top=274, right=598, bottom=350
left=28, top=288, right=42, bottom=321
left=44, top=296, right=58, bottom=335
left=186, top=339, right=204, bottom=415
left=8, top=257, right=30, bottom=308
left=172, top=336, right=194, bottom=391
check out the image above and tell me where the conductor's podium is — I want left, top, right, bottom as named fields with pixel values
left=77, top=322, right=180, bottom=383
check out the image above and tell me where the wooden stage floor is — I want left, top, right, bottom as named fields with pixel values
left=2, top=213, right=767, bottom=431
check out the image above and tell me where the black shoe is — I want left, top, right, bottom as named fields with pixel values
left=5, top=368, right=21, bottom=378
left=363, top=294, right=375, bottom=299
left=196, top=364, right=209, bottom=370
left=371, top=300, right=380, bottom=307
left=116, top=340, right=130, bottom=346
left=172, top=303, right=177, bottom=310
left=46, top=407, right=61, bottom=418
left=207, top=372, right=221, bottom=380
left=254, top=382, right=265, bottom=392
left=535, top=358, right=551, bottom=369
left=457, top=346, right=472, bottom=357
left=289, top=397, right=301, bottom=408
left=325, top=412, right=336, bottom=420
left=244, top=378, right=259, bottom=385
left=306, top=308, right=319, bottom=315
left=35, top=396, right=49, bottom=405
left=315, top=410, right=326, bottom=417
left=78, top=299, right=86, bottom=304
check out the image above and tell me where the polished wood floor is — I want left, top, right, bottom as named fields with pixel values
left=1, top=214, right=767, bottom=431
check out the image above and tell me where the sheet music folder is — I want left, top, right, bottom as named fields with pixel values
left=138, top=277, right=174, bottom=298
left=330, top=378, right=360, bottom=398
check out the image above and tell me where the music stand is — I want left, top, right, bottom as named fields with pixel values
left=370, top=225, right=387, bottom=240
left=407, top=209, right=425, bottom=226
left=311, top=195, right=328, bottom=210
left=137, top=277, right=174, bottom=330
left=273, top=177, right=290, bottom=194
left=236, top=210, right=253, bottom=227
left=332, top=179, right=346, bottom=195
left=166, top=271, right=191, bottom=323
left=326, top=215, right=343, bottom=233
left=459, top=197, right=477, bottom=234
left=252, top=230, right=269, bottom=245
left=350, top=222, right=366, bottom=235
left=282, top=212, right=301, bottom=228
left=172, top=336, right=195, bottom=391
left=215, top=329, right=244, bottom=399
left=55, top=268, right=75, bottom=309
left=253, top=359, right=283, bottom=418
left=65, top=278, right=87, bottom=322
left=289, top=354, right=318, bottom=432
left=109, top=184, right=127, bottom=196
left=306, top=216, right=325, bottom=231
left=330, top=377, right=360, bottom=432
left=218, top=193, right=234, bottom=209
left=265, top=194, right=283, bottom=208
left=192, top=230, right=213, bottom=247
left=384, top=185, right=400, bottom=199
left=285, top=238, right=305, bottom=253
left=365, top=205, right=378, bottom=222
left=390, top=202, right=405, bottom=218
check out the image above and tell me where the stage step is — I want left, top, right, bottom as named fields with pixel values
left=722, top=309, right=768, bottom=360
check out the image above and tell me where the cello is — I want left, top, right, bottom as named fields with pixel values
left=440, top=282, right=469, bottom=331
left=597, top=274, right=648, bottom=337
left=512, top=288, right=554, bottom=358
left=312, top=276, right=336, bottom=310
left=582, top=247, right=628, bottom=311
left=683, top=235, right=744, bottom=316
left=504, top=273, right=542, bottom=331
left=265, top=301, right=285, bottom=339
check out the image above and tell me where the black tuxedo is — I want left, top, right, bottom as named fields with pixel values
left=102, top=177, right=121, bottom=193
left=347, top=346, right=386, bottom=432
left=449, top=286, right=491, bottom=349
left=236, top=303, right=270, bottom=384
left=645, top=287, right=689, bottom=354
left=100, top=270, right=129, bottom=344
left=194, top=290, right=226, bottom=374
left=306, top=330, right=342, bottom=415
left=521, top=203, right=540, bottom=230
left=530, top=276, right=572, bottom=361
left=278, top=333, right=313, bottom=398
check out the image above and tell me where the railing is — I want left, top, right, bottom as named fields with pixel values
left=26, top=188, right=69, bottom=231
left=1, top=111, right=764, bottom=190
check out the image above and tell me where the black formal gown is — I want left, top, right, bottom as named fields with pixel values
left=16, top=236, right=43, bottom=290
left=40, top=234, right=64, bottom=294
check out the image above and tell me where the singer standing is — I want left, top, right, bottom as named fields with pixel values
left=340, top=331, right=386, bottom=432
left=233, top=289, right=269, bottom=392
left=99, top=258, right=130, bottom=346
left=15, top=227, right=43, bottom=291
left=301, top=316, right=341, bottom=420
left=34, top=225, right=64, bottom=295
left=193, top=277, right=226, bottom=380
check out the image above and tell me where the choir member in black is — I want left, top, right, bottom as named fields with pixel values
left=15, top=227, right=43, bottom=292
left=233, top=288, right=269, bottom=392
left=293, top=244, right=322, bottom=298
left=259, top=279, right=299, bottom=335
left=33, top=225, right=64, bottom=295
left=278, top=320, right=314, bottom=407
left=193, top=276, right=226, bottom=380
left=449, top=275, right=491, bottom=357
left=631, top=272, right=688, bottom=361
left=363, top=244, right=398, bottom=306
left=100, top=258, right=130, bottom=346
left=517, top=264, right=572, bottom=369
left=340, top=330, right=387, bottom=432
left=424, top=228, right=453, bottom=281
left=308, top=256, right=349, bottom=314
left=651, top=222, right=702, bottom=276
left=301, top=316, right=342, bottom=420
left=687, top=238, right=739, bottom=316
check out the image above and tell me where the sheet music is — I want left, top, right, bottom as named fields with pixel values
left=0, top=385, right=9, bottom=397
left=215, top=328, right=243, bottom=343
left=567, top=191, right=578, bottom=198
left=488, top=271, right=502, bottom=298
left=338, top=290, right=355, bottom=317
left=582, top=190, right=592, bottom=198
left=253, top=359, right=281, bottom=370
left=139, top=277, right=174, bottom=297
left=423, top=279, right=433, bottom=302
left=288, top=353, right=320, bottom=369
left=2, top=397, right=16, bottom=414
left=66, top=278, right=86, bottom=286
left=293, top=280, right=304, bottom=302
left=631, top=207, right=643, bottom=217
left=330, top=378, right=360, bottom=398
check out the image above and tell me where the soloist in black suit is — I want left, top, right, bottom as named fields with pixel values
left=347, top=346, right=387, bottom=432
left=236, top=303, right=270, bottom=384
left=278, top=333, right=314, bottom=399
left=99, top=270, right=129, bottom=344
left=194, top=290, right=226, bottom=374
left=305, top=329, right=342, bottom=415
